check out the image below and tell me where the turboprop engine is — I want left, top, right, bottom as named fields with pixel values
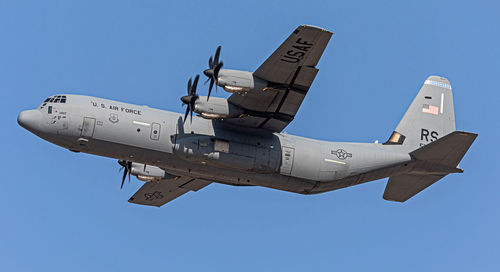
left=193, top=96, right=244, bottom=119
left=206, top=69, right=268, bottom=95
left=202, top=46, right=268, bottom=98
left=129, top=163, right=168, bottom=182
left=181, top=75, right=245, bottom=123
left=118, top=160, right=176, bottom=186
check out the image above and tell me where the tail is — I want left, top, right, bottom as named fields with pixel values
left=382, top=76, right=477, bottom=202
left=385, top=75, right=456, bottom=151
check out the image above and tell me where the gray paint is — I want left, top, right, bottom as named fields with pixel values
left=18, top=74, right=475, bottom=206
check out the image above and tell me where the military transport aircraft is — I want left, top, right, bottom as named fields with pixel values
left=18, top=25, right=476, bottom=207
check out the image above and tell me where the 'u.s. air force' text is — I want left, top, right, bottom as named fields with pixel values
left=90, top=101, right=142, bottom=115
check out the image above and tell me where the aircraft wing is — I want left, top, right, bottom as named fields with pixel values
left=128, top=177, right=211, bottom=207
left=225, top=25, right=333, bottom=132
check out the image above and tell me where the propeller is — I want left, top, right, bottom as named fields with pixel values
left=180, top=75, right=200, bottom=124
left=203, top=46, right=223, bottom=100
left=118, top=160, right=132, bottom=189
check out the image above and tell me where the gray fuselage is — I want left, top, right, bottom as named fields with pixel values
left=19, top=94, right=411, bottom=194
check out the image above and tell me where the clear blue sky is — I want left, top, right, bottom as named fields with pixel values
left=1, top=0, right=499, bottom=271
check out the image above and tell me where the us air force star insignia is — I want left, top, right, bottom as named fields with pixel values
left=109, top=113, right=119, bottom=123
left=332, top=149, right=352, bottom=160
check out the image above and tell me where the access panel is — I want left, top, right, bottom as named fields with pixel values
left=81, top=117, right=96, bottom=138
left=150, top=123, right=161, bottom=140
left=280, top=146, right=295, bottom=175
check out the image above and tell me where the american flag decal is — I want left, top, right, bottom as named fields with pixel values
left=422, top=104, right=439, bottom=115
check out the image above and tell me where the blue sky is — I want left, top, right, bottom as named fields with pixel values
left=1, top=0, right=499, bottom=271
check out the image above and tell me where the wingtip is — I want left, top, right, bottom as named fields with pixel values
left=298, top=24, right=334, bottom=34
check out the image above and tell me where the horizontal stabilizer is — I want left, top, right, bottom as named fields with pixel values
left=410, top=131, right=477, bottom=167
left=383, top=130, right=477, bottom=202
left=383, top=174, right=446, bottom=202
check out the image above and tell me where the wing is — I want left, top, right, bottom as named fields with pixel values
left=128, top=176, right=211, bottom=207
left=225, top=25, right=333, bottom=132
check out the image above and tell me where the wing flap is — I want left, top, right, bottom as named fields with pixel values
left=293, top=66, right=319, bottom=91
left=129, top=177, right=211, bottom=207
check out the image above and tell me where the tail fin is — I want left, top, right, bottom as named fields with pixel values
left=385, top=76, right=456, bottom=151
left=383, top=131, right=477, bottom=202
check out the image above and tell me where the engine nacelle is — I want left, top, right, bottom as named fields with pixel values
left=193, top=97, right=244, bottom=119
left=130, top=163, right=176, bottom=182
left=216, top=69, right=268, bottom=94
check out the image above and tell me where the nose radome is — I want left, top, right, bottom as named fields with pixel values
left=18, top=110, right=42, bottom=133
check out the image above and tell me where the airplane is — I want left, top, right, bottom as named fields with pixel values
left=17, top=25, right=477, bottom=207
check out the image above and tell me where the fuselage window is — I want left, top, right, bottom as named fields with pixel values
left=48, top=106, right=52, bottom=114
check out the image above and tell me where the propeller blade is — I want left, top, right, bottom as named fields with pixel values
left=183, top=106, right=189, bottom=124
left=214, top=46, right=221, bottom=66
left=187, top=78, right=192, bottom=95
left=207, top=79, right=214, bottom=100
left=190, top=104, right=193, bottom=123
left=213, top=62, right=223, bottom=94
left=214, top=62, right=223, bottom=78
left=121, top=167, right=127, bottom=189
left=192, top=75, right=199, bottom=94
left=204, top=46, right=223, bottom=99
left=127, top=162, right=132, bottom=184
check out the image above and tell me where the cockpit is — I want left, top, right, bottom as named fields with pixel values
left=39, top=95, right=67, bottom=109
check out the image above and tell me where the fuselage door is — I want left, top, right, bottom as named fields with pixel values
left=81, top=117, right=96, bottom=138
left=280, top=146, right=295, bottom=175
left=151, top=123, right=161, bottom=140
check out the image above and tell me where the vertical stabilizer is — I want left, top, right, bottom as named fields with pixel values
left=385, top=76, right=456, bottom=151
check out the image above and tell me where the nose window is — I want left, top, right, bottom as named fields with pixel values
left=48, top=106, right=52, bottom=114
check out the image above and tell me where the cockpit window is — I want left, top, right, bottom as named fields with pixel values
left=40, top=95, right=67, bottom=109
left=43, top=95, right=67, bottom=105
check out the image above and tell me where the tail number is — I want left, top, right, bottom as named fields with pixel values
left=421, top=128, right=438, bottom=145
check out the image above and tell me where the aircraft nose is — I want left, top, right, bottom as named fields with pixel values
left=17, top=109, right=42, bottom=133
